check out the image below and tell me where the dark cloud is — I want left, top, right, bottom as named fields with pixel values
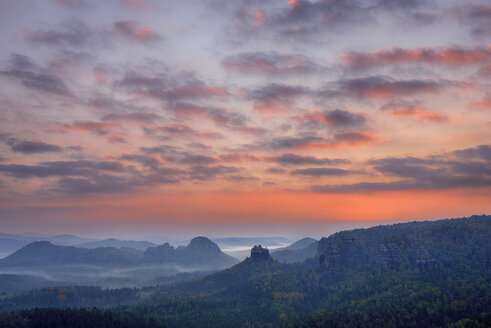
left=264, top=132, right=376, bottom=151
left=115, top=72, right=228, bottom=104
left=452, top=145, right=491, bottom=161
left=226, top=175, right=259, bottom=181
left=222, top=51, right=321, bottom=75
left=342, top=46, right=491, bottom=68
left=297, top=109, right=366, bottom=127
left=181, top=155, right=217, bottom=165
left=271, top=153, right=335, bottom=166
left=9, top=140, right=63, bottom=153
left=147, top=124, right=221, bottom=140
left=454, top=4, right=491, bottom=38
left=291, top=167, right=353, bottom=176
left=189, top=165, right=239, bottom=181
left=0, top=160, right=124, bottom=178
left=1, top=54, right=71, bottom=96
left=331, top=77, right=456, bottom=98
left=25, top=21, right=91, bottom=47
left=101, top=112, right=161, bottom=122
left=312, top=144, right=491, bottom=192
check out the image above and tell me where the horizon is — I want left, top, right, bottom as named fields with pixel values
left=1, top=214, right=486, bottom=240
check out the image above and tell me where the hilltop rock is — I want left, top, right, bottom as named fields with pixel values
left=251, top=245, right=270, bottom=261
left=143, top=237, right=238, bottom=269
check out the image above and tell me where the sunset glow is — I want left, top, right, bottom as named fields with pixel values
left=0, top=0, right=490, bottom=237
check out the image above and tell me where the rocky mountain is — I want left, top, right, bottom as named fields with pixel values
left=143, top=236, right=238, bottom=269
left=75, top=238, right=157, bottom=251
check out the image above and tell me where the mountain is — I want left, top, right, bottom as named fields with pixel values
left=0, top=241, right=143, bottom=267
left=0, top=215, right=489, bottom=328
left=75, top=238, right=157, bottom=251
left=1, top=237, right=237, bottom=270
left=143, top=236, right=238, bottom=269
left=0, top=233, right=98, bottom=258
left=270, top=237, right=318, bottom=263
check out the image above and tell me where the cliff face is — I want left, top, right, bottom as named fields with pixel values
left=317, top=237, right=369, bottom=271
left=250, top=245, right=270, bottom=262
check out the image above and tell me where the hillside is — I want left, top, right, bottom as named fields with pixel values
left=0, top=215, right=489, bottom=327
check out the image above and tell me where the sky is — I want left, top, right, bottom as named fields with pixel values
left=0, top=0, right=490, bottom=238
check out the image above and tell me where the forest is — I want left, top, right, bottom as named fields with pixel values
left=0, top=215, right=489, bottom=327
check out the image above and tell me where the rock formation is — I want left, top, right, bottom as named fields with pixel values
left=250, top=245, right=270, bottom=261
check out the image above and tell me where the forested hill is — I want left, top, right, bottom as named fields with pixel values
left=0, top=215, right=489, bottom=328
left=316, top=215, right=491, bottom=272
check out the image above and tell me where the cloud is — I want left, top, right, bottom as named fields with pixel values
left=342, top=46, right=491, bottom=68
left=139, top=145, right=181, bottom=155
left=56, top=121, right=116, bottom=135
left=380, top=99, right=448, bottom=122
left=181, top=154, right=217, bottom=165
left=248, top=83, right=310, bottom=112
left=222, top=51, right=321, bottom=75
left=119, top=153, right=160, bottom=167
left=9, top=140, right=63, bottom=153
left=1, top=54, right=71, bottom=96
left=312, top=144, right=491, bottom=192
left=172, top=103, right=246, bottom=128
left=290, top=167, right=353, bottom=176
left=147, top=124, right=221, bottom=139
left=296, top=109, right=366, bottom=127
left=0, top=160, right=124, bottom=178
left=189, top=165, right=239, bottom=181
left=100, top=112, right=161, bottom=122
left=269, top=153, right=342, bottom=166
left=267, top=132, right=376, bottom=150
left=454, top=4, right=491, bottom=38
left=116, top=72, right=228, bottom=103
left=113, top=20, right=162, bottom=42
left=332, top=77, right=457, bottom=98
left=25, top=21, right=91, bottom=47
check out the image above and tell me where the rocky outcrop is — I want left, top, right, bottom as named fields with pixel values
left=318, top=236, right=369, bottom=271
left=377, top=243, right=402, bottom=269
left=415, top=248, right=438, bottom=271
left=141, top=237, right=239, bottom=268
left=251, top=245, right=270, bottom=261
